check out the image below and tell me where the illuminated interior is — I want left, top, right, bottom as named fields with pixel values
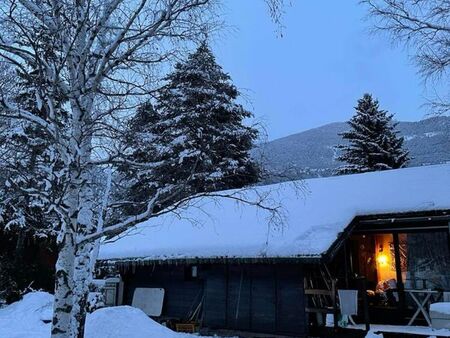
left=349, top=231, right=450, bottom=311
left=374, top=234, right=397, bottom=283
left=350, top=233, right=401, bottom=307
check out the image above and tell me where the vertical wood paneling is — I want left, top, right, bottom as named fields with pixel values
left=124, top=265, right=204, bottom=319
left=226, top=265, right=251, bottom=330
left=250, top=265, right=276, bottom=332
left=276, top=264, right=306, bottom=334
left=203, top=265, right=227, bottom=328
left=122, top=263, right=307, bottom=336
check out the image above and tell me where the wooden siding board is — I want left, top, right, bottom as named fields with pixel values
left=226, top=265, right=251, bottom=330
left=123, top=266, right=203, bottom=320
left=250, top=265, right=277, bottom=332
left=276, top=265, right=306, bottom=334
left=203, top=266, right=227, bottom=328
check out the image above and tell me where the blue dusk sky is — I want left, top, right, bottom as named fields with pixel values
left=212, top=1, right=430, bottom=140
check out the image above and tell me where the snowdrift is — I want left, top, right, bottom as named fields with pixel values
left=0, top=292, right=53, bottom=338
left=85, top=306, right=195, bottom=338
left=0, top=292, right=208, bottom=338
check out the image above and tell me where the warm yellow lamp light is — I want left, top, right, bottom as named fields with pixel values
left=377, top=253, right=388, bottom=266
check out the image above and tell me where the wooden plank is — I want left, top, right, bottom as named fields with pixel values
left=332, top=279, right=338, bottom=328
left=305, top=307, right=334, bottom=313
left=304, top=289, right=334, bottom=296
left=203, top=266, right=227, bottom=328
left=393, top=233, right=406, bottom=317
left=250, top=265, right=276, bottom=333
left=226, top=265, right=251, bottom=331
left=276, top=265, right=306, bottom=335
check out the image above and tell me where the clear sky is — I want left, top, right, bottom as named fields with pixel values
left=212, top=0, right=428, bottom=140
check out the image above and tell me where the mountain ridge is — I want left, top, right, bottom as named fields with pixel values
left=254, top=116, right=450, bottom=183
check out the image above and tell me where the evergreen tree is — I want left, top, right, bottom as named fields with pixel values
left=115, top=101, right=164, bottom=215
left=0, top=35, right=66, bottom=301
left=120, top=42, right=259, bottom=214
left=335, top=93, right=410, bottom=174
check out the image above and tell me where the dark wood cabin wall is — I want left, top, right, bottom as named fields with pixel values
left=225, top=265, right=252, bottom=330
left=276, top=265, right=306, bottom=334
left=202, top=265, right=227, bottom=327
left=122, top=265, right=204, bottom=319
left=250, top=265, right=276, bottom=332
left=203, top=263, right=306, bottom=336
left=121, top=263, right=306, bottom=336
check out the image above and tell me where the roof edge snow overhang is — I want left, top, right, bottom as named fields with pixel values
left=98, top=255, right=323, bottom=268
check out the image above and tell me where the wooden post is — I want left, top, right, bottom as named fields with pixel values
left=360, top=277, right=370, bottom=332
left=225, top=264, right=229, bottom=328
left=332, top=279, right=338, bottom=329
left=393, top=232, right=406, bottom=319
left=447, top=220, right=450, bottom=247
left=344, top=242, right=349, bottom=289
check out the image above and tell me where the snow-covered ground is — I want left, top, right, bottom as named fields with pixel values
left=0, top=292, right=234, bottom=338
left=354, top=324, right=450, bottom=337
left=2, top=292, right=449, bottom=338
left=0, top=292, right=53, bottom=338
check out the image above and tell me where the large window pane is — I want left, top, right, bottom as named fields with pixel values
left=403, top=232, right=450, bottom=290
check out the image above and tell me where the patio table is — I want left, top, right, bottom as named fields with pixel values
left=405, top=289, right=442, bottom=327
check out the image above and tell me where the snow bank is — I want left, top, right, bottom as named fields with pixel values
left=0, top=292, right=231, bottom=338
left=0, top=292, right=52, bottom=338
left=431, top=302, right=450, bottom=315
left=85, top=306, right=197, bottom=338
left=99, top=164, right=450, bottom=262
left=349, top=323, right=450, bottom=337
left=365, top=330, right=384, bottom=338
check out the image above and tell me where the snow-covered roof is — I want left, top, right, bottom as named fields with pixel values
left=98, top=164, right=450, bottom=263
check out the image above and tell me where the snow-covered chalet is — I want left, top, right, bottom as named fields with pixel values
left=98, top=164, right=450, bottom=337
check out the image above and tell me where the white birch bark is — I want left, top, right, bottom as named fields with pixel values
left=52, top=232, right=76, bottom=338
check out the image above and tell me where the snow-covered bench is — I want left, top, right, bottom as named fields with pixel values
left=430, top=302, right=450, bottom=329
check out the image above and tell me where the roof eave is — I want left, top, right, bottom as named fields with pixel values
left=98, top=255, right=323, bottom=267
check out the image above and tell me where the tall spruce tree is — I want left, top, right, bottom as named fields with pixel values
left=119, top=42, right=259, bottom=214
left=335, top=93, right=409, bottom=174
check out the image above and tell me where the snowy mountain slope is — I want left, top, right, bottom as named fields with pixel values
left=254, top=116, right=450, bottom=182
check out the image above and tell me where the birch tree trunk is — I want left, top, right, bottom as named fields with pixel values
left=52, top=232, right=76, bottom=338
left=52, top=80, right=95, bottom=336
left=73, top=242, right=94, bottom=338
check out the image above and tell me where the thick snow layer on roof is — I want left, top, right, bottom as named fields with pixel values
left=99, top=164, right=450, bottom=262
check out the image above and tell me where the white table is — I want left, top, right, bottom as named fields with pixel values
left=405, top=289, right=442, bottom=327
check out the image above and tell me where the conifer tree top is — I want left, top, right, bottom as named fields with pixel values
left=335, top=93, right=410, bottom=174
left=118, top=41, right=259, bottom=217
